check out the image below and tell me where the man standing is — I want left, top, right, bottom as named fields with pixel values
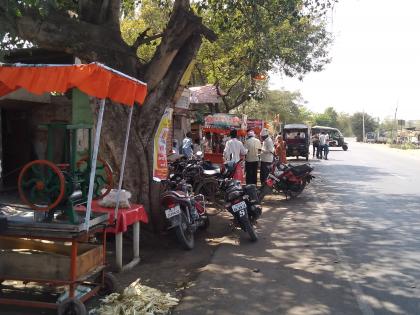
left=244, top=130, right=261, bottom=185
left=223, top=129, right=247, bottom=163
left=260, top=128, right=274, bottom=186
left=182, top=132, right=193, bottom=158
left=319, top=131, right=330, bottom=160
left=312, top=133, right=320, bottom=158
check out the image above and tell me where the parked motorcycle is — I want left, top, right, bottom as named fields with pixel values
left=221, top=178, right=262, bottom=242
left=259, top=160, right=314, bottom=202
left=194, top=159, right=242, bottom=210
left=159, top=178, right=209, bottom=250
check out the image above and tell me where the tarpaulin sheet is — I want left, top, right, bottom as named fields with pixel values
left=0, top=62, right=147, bottom=106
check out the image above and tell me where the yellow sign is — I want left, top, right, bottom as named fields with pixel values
left=153, top=108, right=173, bottom=180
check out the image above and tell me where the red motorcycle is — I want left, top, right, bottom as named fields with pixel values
left=160, top=179, right=209, bottom=250
left=259, top=159, right=314, bottom=202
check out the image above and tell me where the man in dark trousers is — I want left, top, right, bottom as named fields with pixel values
left=244, top=130, right=261, bottom=185
left=260, top=128, right=274, bottom=186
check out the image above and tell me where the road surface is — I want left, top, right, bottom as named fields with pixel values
left=175, top=140, right=420, bottom=315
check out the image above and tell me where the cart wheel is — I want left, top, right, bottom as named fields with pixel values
left=18, top=160, right=65, bottom=211
left=76, top=156, right=113, bottom=199
left=97, top=272, right=121, bottom=296
left=57, top=298, right=87, bottom=315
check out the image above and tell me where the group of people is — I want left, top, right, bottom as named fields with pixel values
left=311, top=131, right=330, bottom=160
left=223, top=128, right=287, bottom=186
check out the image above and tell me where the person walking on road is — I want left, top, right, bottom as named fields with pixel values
left=274, top=134, right=287, bottom=164
left=319, top=131, right=330, bottom=160
left=260, top=128, right=274, bottom=186
left=244, top=130, right=261, bottom=185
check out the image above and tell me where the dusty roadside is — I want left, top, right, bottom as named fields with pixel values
left=0, top=208, right=234, bottom=315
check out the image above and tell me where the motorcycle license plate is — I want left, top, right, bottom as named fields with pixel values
left=231, top=201, right=247, bottom=212
left=165, top=205, right=181, bottom=218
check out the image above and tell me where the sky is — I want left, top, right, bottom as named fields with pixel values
left=269, top=0, right=420, bottom=121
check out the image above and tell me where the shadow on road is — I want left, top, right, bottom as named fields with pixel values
left=176, top=162, right=420, bottom=315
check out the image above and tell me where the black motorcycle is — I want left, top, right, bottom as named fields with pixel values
left=259, top=159, right=314, bottom=202
left=160, top=179, right=209, bottom=250
left=221, top=178, right=262, bottom=242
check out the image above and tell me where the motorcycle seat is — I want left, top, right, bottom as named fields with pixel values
left=171, top=191, right=188, bottom=198
left=204, top=169, right=220, bottom=176
left=290, top=164, right=313, bottom=176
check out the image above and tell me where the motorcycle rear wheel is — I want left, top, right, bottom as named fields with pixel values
left=285, top=183, right=306, bottom=199
left=175, top=211, right=195, bottom=250
left=243, top=217, right=258, bottom=242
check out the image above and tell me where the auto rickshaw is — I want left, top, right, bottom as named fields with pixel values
left=283, top=124, right=310, bottom=161
left=311, top=126, right=348, bottom=151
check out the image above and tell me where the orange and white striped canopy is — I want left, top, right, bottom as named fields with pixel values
left=0, top=62, right=147, bottom=106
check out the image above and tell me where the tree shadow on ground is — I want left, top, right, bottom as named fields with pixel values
left=175, top=162, right=420, bottom=315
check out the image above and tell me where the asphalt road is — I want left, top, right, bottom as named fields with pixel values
left=175, top=140, right=420, bottom=315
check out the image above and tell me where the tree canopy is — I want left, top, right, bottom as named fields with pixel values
left=351, top=112, right=378, bottom=142
left=0, top=0, right=336, bottom=224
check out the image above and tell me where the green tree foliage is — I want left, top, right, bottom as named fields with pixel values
left=192, top=0, right=334, bottom=111
left=351, top=112, right=379, bottom=142
left=336, top=112, right=353, bottom=136
left=234, top=89, right=312, bottom=124
left=313, top=106, right=338, bottom=126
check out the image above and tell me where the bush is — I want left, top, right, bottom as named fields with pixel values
left=389, top=143, right=419, bottom=150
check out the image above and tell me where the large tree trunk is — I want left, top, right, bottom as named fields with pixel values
left=1, top=0, right=215, bottom=230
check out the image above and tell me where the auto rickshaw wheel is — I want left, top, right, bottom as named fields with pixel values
left=18, top=160, right=65, bottom=211
left=342, top=144, right=348, bottom=151
left=76, top=156, right=113, bottom=199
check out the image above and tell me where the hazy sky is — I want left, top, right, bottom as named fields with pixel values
left=269, top=0, right=420, bottom=120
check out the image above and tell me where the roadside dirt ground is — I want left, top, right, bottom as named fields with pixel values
left=0, top=206, right=240, bottom=315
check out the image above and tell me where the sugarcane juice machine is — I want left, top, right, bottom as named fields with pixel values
left=17, top=123, right=113, bottom=224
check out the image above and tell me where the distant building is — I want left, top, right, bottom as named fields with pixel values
left=406, top=120, right=420, bottom=130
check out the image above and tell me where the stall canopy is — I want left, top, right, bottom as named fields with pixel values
left=0, top=62, right=147, bottom=106
left=0, top=62, right=148, bottom=232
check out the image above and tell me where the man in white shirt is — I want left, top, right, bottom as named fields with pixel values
left=319, top=131, right=330, bottom=160
left=244, top=130, right=261, bottom=185
left=223, top=129, right=247, bottom=163
left=260, top=128, right=274, bottom=186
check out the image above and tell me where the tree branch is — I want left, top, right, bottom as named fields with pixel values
left=225, top=73, right=246, bottom=96
left=107, top=0, right=121, bottom=29
left=131, top=28, right=163, bottom=52
left=143, top=2, right=216, bottom=90
left=11, top=9, right=139, bottom=76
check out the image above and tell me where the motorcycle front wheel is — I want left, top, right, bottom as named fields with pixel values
left=175, top=211, right=195, bottom=250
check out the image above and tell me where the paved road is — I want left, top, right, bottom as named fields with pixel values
left=175, top=140, right=420, bottom=315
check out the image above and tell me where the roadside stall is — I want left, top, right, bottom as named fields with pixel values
left=0, top=62, right=148, bottom=314
left=202, top=113, right=246, bottom=164
left=246, top=118, right=264, bottom=136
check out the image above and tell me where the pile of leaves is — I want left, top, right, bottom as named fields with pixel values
left=94, top=279, right=179, bottom=315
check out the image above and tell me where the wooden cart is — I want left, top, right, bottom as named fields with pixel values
left=0, top=63, right=148, bottom=314
left=0, top=215, right=113, bottom=315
